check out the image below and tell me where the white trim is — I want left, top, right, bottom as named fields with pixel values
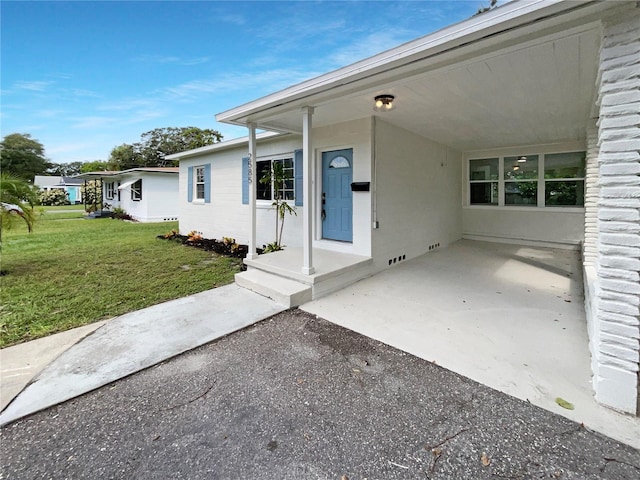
left=165, top=132, right=287, bottom=160
left=462, top=233, right=581, bottom=250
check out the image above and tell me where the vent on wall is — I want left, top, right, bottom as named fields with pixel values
left=388, top=254, right=407, bottom=266
left=428, top=243, right=440, bottom=251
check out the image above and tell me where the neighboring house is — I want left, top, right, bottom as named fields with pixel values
left=77, top=168, right=179, bottom=222
left=167, top=1, right=640, bottom=416
left=33, top=175, right=84, bottom=204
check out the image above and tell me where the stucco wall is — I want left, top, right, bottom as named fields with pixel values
left=372, top=119, right=463, bottom=270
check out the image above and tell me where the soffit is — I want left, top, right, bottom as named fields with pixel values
left=252, top=25, right=601, bottom=151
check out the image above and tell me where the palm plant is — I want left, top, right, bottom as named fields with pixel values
left=1, top=172, right=38, bottom=251
left=259, top=161, right=296, bottom=251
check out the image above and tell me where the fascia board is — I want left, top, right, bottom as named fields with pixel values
left=165, top=131, right=288, bottom=161
left=216, top=0, right=604, bottom=125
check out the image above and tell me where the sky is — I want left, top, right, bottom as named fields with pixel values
left=1, top=0, right=496, bottom=164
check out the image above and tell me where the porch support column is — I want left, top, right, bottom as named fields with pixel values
left=246, top=122, right=258, bottom=260
left=302, top=106, right=315, bottom=275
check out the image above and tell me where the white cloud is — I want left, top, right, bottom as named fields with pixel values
left=326, top=30, right=416, bottom=68
left=14, top=80, right=54, bottom=92
left=133, top=54, right=212, bottom=66
left=71, top=116, right=116, bottom=129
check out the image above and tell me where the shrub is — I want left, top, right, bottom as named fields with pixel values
left=156, top=232, right=248, bottom=258
left=38, top=189, right=70, bottom=206
left=112, top=207, right=135, bottom=221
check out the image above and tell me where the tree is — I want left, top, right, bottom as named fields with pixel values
left=0, top=133, right=52, bottom=181
left=80, top=160, right=112, bottom=173
left=108, top=144, right=136, bottom=170
left=0, top=173, right=38, bottom=251
left=259, top=161, right=296, bottom=251
left=47, top=161, right=84, bottom=176
left=108, top=127, right=222, bottom=169
left=81, top=180, right=102, bottom=212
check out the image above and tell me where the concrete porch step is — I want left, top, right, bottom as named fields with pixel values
left=235, top=269, right=312, bottom=308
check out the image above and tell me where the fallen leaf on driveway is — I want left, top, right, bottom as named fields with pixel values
left=555, top=397, right=575, bottom=410
left=481, top=452, right=491, bottom=466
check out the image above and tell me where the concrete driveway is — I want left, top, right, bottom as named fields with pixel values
left=301, top=240, right=640, bottom=448
left=2, top=310, right=638, bottom=479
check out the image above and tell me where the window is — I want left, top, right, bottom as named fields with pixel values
left=188, top=164, right=210, bottom=203
left=131, top=179, right=142, bottom=201
left=469, top=158, right=498, bottom=205
left=504, top=155, right=538, bottom=206
left=105, top=182, right=115, bottom=200
left=257, top=157, right=294, bottom=201
left=195, top=166, right=205, bottom=200
left=468, top=151, right=585, bottom=208
left=544, top=152, right=585, bottom=207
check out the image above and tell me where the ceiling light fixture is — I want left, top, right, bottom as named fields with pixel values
left=374, top=94, right=395, bottom=111
left=517, top=156, right=527, bottom=163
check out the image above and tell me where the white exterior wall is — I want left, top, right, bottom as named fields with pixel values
left=461, top=142, right=586, bottom=247
left=179, top=135, right=304, bottom=247
left=584, top=120, right=601, bottom=393
left=372, top=119, right=462, bottom=270
left=591, top=9, right=640, bottom=415
left=105, top=173, right=178, bottom=222
left=143, top=173, right=179, bottom=222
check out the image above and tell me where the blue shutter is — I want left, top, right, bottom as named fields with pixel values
left=242, top=157, right=249, bottom=204
left=187, top=166, right=193, bottom=202
left=204, top=163, right=211, bottom=203
left=294, top=149, right=303, bottom=206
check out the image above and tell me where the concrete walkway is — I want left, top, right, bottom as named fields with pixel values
left=0, top=322, right=106, bottom=411
left=0, top=284, right=285, bottom=426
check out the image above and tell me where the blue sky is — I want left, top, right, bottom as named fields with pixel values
left=2, top=1, right=491, bottom=164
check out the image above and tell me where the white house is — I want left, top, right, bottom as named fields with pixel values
left=77, top=167, right=179, bottom=222
left=34, top=175, right=83, bottom=204
left=168, top=0, right=639, bottom=416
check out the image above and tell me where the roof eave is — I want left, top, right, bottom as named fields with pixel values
left=215, top=0, right=606, bottom=126
left=165, top=131, right=289, bottom=161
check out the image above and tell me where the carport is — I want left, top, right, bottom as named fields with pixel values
left=301, top=240, right=640, bottom=447
left=220, top=0, right=639, bottom=421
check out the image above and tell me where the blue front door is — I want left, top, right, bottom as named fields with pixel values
left=322, top=149, right=353, bottom=242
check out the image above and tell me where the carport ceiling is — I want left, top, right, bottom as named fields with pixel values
left=255, top=26, right=600, bottom=152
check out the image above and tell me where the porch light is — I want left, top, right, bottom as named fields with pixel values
left=374, top=94, right=395, bottom=111
left=517, top=156, right=527, bottom=163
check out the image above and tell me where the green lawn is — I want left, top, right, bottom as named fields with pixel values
left=0, top=216, right=243, bottom=347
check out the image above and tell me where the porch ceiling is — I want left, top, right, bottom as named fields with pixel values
left=251, top=25, right=600, bottom=152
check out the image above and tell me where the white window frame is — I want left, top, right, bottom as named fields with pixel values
left=256, top=154, right=295, bottom=205
left=131, top=179, right=142, bottom=201
left=466, top=148, right=585, bottom=210
left=194, top=166, right=206, bottom=202
left=105, top=182, right=115, bottom=200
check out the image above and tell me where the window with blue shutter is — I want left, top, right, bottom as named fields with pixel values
left=242, top=152, right=303, bottom=205
left=188, top=164, right=211, bottom=203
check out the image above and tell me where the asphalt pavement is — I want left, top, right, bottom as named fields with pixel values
left=1, top=309, right=638, bottom=479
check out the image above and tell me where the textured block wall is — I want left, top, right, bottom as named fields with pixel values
left=593, top=9, right=640, bottom=414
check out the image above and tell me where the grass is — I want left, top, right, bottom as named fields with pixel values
left=0, top=215, right=243, bottom=347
